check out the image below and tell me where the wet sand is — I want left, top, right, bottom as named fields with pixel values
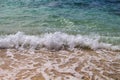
left=0, top=49, right=120, bottom=80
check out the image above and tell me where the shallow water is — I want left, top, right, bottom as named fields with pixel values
left=0, top=0, right=120, bottom=46
left=0, top=49, right=120, bottom=80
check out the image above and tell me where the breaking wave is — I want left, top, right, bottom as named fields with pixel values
left=0, top=32, right=119, bottom=51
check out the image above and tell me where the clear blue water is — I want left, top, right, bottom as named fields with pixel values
left=0, top=0, right=120, bottom=45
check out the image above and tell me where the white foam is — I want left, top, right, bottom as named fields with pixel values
left=0, top=58, right=4, bottom=65
left=0, top=32, right=119, bottom=51
left=6, top=49, right=14, bottom=58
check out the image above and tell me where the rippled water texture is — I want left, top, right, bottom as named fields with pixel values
left=0, top=0, right=120, bottom=45
left=0, top=49, right=120, bottom=80
left=0, top=0, right=120, bottom=35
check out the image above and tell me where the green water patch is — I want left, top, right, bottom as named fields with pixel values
left=0, top=5, right=120, bottom=37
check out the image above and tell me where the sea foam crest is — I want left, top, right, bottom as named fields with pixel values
left=0, top=32, right=119, bottom=50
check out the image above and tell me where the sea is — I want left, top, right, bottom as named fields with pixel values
left=0, top=0, right=120, bottom=80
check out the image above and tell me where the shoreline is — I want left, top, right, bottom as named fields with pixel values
left=0, top=48, right=120, bottom=80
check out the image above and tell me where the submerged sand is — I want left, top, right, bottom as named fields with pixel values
left=0, top=49, right=120, bottom=80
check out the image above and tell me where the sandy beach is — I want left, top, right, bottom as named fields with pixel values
left=0, top=49, right=120, bottom=80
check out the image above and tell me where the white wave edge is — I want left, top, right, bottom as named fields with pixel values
left=0, top=32, right=119, bottom=51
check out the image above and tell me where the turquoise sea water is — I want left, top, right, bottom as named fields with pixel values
left=0, top=0, right=120, bottom=49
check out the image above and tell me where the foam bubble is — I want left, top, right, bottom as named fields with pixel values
left=0, top=32, right=119, bottom=51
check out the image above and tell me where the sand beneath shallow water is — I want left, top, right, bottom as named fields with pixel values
left=0, top=49, right=120, bottom=80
